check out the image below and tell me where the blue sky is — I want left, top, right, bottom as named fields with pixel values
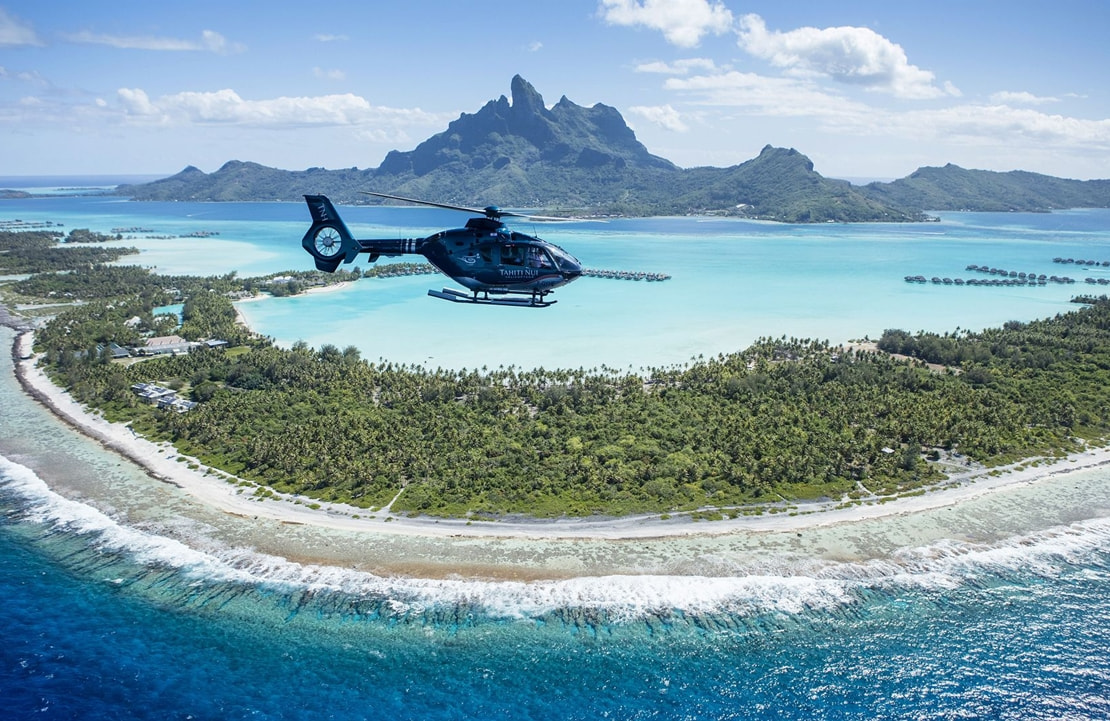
left=2, top=0, right=1108, bottom=180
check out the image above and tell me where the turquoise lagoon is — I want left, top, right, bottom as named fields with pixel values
left=5, top=195, right=1108, bottom=370
left=4, top=195, right=1110, bottom=719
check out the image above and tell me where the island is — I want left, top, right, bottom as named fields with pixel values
left=110, top=76, right=1110, bottom=222
left=4, top=222, right=1110, bottom=534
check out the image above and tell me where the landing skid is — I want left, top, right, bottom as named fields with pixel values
left=428, top=287, right=556, bottom=308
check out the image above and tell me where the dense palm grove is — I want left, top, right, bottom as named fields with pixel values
left=5, top=228, right=1110, bottom=518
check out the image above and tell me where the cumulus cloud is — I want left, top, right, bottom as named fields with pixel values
left=665, top=70, right=868, bottom=121
left=629, top=104, right=688, bottom=131
left=599, top=0, right=733, bottom=48
left=115, top=87, right=451, bottom=129
left=635, top=57, right=718, bottom=75
left=64, top=28, right=245, bottom=54
left=0, top=8, right=40, bottom=46
left=737, top=14, right=951, bottom=99
left=117, top=87, right=159, bottom=116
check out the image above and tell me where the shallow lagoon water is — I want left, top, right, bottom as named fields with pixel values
left=4, top=198, right=1110, bottom=718
left=5, top=196, right=1107, bottom=369
left=238, top=209, right=1107, bottom=370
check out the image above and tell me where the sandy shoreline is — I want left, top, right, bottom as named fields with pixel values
left=231, top=281, right=351, bottom=331
left=13, top=327, right=1110, bottom=544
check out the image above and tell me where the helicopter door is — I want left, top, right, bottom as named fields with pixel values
left=499, top=243, right=525, bottom=266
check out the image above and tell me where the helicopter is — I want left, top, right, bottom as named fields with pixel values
left=300, top=191, right=583, bottom=307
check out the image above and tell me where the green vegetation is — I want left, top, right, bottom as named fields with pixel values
left=863, top=165, right=1110, bottom=212
left=0, top=229, right=136, bottom=274
left=7, top=224, right=1110, bottom=521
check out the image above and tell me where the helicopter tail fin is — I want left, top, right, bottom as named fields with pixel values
left=301, top=195, right=361, bottom=272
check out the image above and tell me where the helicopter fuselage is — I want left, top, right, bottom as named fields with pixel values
left=417, top=218, right=580, bottom=295
left=301, top=194, right=582, bottom=307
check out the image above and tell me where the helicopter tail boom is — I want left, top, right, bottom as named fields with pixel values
left=302, top=194, right=427, bottom=272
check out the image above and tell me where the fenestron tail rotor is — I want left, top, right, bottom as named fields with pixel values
left=301, top=194, right=361, bottom=272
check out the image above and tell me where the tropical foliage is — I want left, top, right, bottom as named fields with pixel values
left=9, top=225, right=1110, bottom=520
left=0, top=229, right=136, bottom=274
left=26, top=269, right=1110, bottom=518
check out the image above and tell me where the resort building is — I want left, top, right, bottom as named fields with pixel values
left=138, top=335, right=196, bottom=356
left=130, top=382, right=198, bottom=412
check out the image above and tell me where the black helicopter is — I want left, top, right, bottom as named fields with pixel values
left=300, top=192, right=583, bottom=307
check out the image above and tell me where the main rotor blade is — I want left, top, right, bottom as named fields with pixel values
left=360, top=191, right=487, bottom=216
left=361, top=190, right=583, bottom=222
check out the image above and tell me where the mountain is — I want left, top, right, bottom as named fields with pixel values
left=859, top=164, right=1110, bottom=212
left=674, top=146, right=916, bottom=222
left=115, top=76, right=1110, bottom=222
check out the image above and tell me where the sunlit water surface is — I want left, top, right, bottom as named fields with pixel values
left=3, top=197, right=1110, bottom=718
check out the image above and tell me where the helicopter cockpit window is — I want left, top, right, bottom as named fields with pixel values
left=527, top=246, right=555, bottom=269
left=479, top=244, right=493, bottom=263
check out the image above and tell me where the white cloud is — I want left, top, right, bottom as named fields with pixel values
left=527, top=41, right=543, bottom=52
left=0, top=66, right=48, bottom=89
left=197, top=29, right=242, bottom=54
left=313, top=33, right=349, bottom=43
left=629, top=104, right=688, bottom=131
left=737, top=14, right=951, bottom=99
left=115, top=87, right=452, bottom=129
left=64, top=28, right=245, bottom=54
left=884, top=104, right=1110, bottom=151
left=664, top=68, right=1110, bottom=154
left=354, top=127, right=414, bottom=145
left=117, top=88, right=158, bottom=117
left=989, top=90, right=1058, bottom=106
left=0, top=8, right=40, bottom=46
left=665, top=70, right=867, bottom=121
left=599, top=0, right=733, bottom=48
left=635, top=57, right=718, bottom=75
left=314, top=67, right=346, bottom=81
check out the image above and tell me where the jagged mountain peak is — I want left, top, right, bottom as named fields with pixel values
left=509, top=74, right=548, bottom=118
left=376, top=75, right=674, bottom=192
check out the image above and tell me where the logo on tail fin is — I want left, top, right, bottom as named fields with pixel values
left=301, top=194, right=357, bottom=272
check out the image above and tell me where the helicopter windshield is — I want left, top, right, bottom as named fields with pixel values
left=546, top=244, right=581, bottom=272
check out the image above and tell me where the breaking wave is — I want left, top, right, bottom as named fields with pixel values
left=4, top=453, right=1109, bottom=629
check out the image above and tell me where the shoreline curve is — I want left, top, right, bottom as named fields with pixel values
left=13, top=328, right=1110, bottom=544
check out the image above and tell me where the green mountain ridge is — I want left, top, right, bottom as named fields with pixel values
left=115, top=75, right=1110, bottom=222
left=863, top=164, right=1110, bottom=212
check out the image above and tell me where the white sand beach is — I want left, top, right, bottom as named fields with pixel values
left=15, top=328, right=1110, bottom=546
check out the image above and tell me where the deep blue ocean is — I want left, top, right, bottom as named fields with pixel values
left=3, top=196, right=1110, bottom=719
